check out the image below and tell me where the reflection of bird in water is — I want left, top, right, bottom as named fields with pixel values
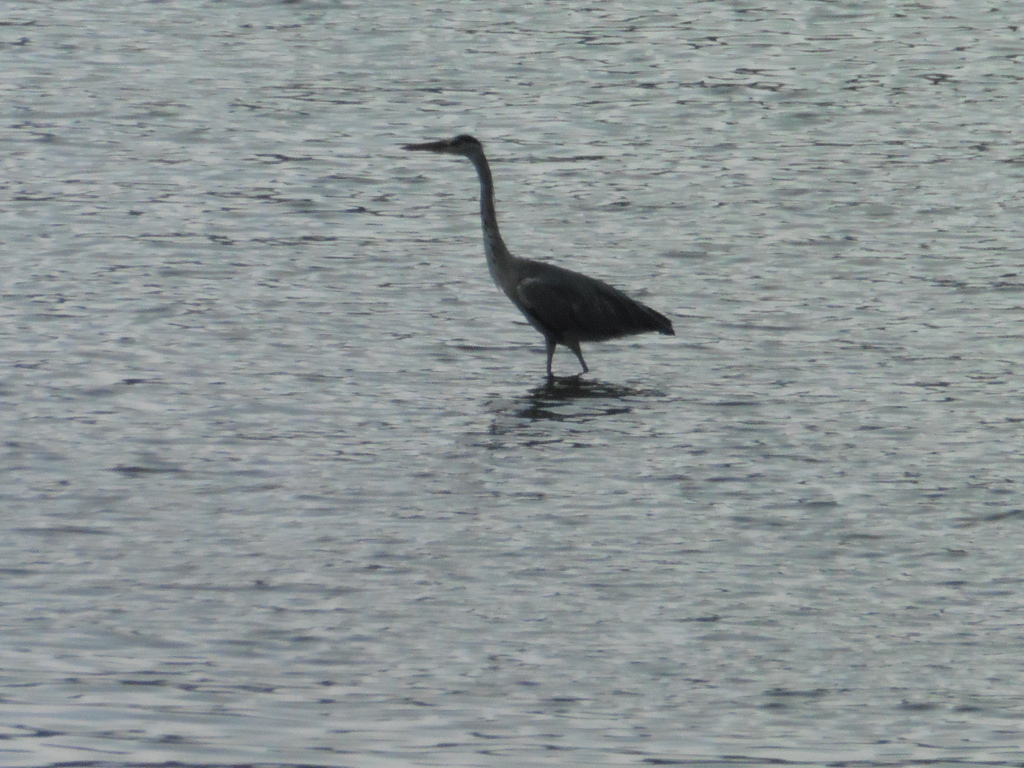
left=403, top=135, right=674, bottom=378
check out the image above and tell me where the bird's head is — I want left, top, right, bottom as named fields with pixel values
left=403, top=134, right=482, bottom=157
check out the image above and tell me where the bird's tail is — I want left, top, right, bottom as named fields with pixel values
left=646, top=306, right=674, bottom=336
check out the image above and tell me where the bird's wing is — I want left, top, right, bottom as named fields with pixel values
left=516, top=270, right=662, bottom=341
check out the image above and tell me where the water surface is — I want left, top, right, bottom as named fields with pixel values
left=2, top=1, right=1024, bottom=766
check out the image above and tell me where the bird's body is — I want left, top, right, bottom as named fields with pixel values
left=403, top=134, right=674, bottom=377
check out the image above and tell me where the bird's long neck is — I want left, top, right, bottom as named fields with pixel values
left=467, top=149, right=515, bottom=284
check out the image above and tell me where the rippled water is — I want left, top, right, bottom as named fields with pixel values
left=3, top=1, right=1024, bottom=766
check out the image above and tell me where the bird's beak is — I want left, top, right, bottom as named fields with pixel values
left=403, top=139, right=454, bottom=154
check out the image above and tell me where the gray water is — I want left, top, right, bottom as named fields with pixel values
left=3, top=1, right=1024, bottom=766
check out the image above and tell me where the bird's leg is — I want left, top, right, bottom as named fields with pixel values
left=566, top=339, right=589, bottom=374
left=545, top=337, right=556, bottom=378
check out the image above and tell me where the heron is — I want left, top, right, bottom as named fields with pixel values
left=403, top=134, right=674, bottom=378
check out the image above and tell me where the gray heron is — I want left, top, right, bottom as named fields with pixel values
left=403, top=134, right=674, bottom=378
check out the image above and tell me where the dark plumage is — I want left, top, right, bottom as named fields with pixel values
left=404, top=134, right=674, bottom=377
